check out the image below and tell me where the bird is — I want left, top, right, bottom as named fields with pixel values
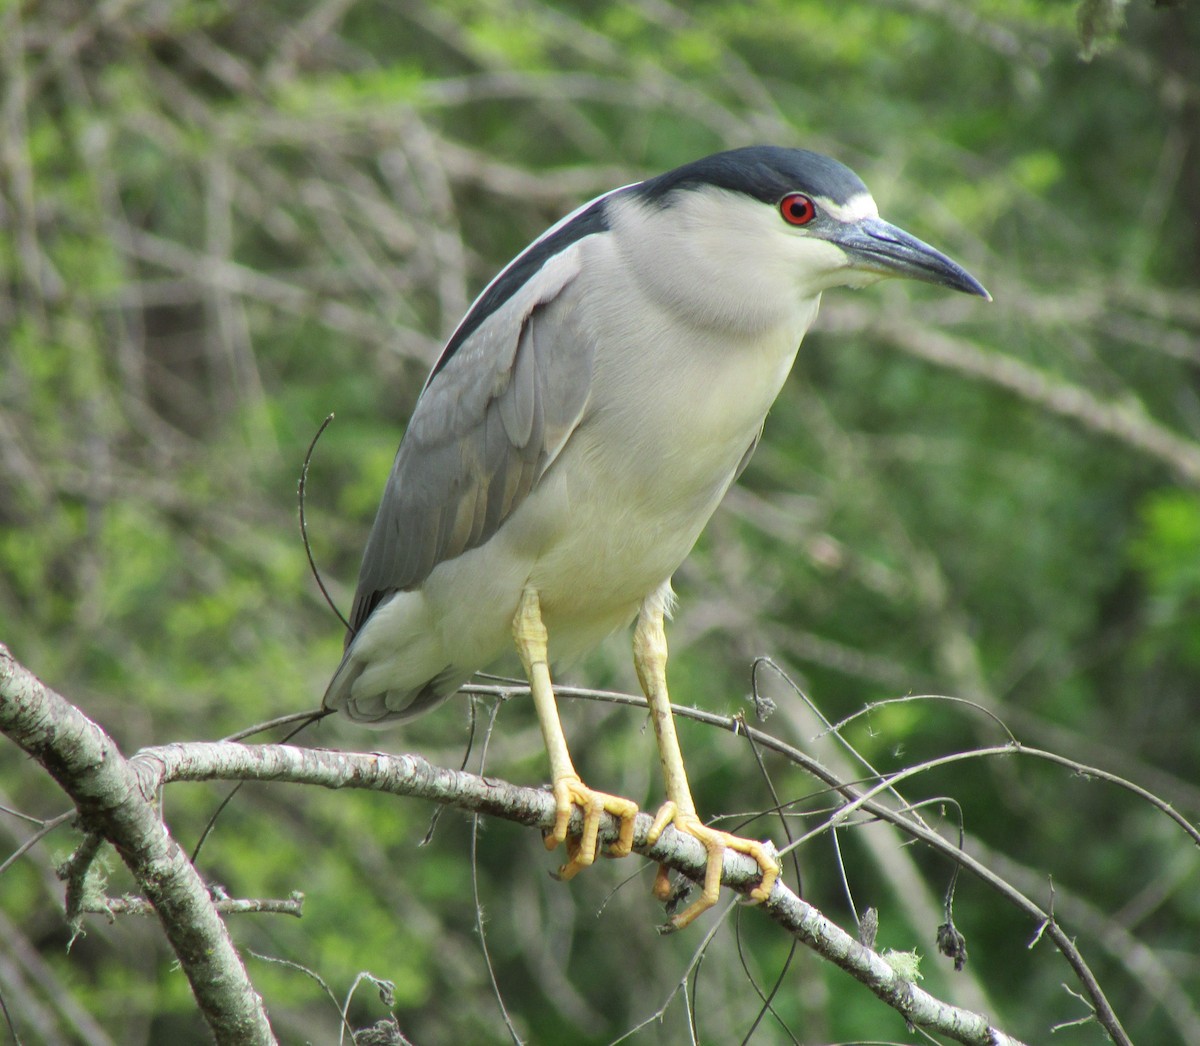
left=325, top=145, right=989, bottom=930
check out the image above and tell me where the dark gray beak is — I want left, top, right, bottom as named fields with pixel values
left=834, top=216, right=991, bottom=300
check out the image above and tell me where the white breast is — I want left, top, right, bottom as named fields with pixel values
left=503, top=226, right=823, bottom=657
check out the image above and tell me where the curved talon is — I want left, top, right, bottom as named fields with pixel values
left=651, top=863, right=673, bottom=902
left=545, top=773, right=638, bottom=881
left=647, top=801, right=779, bottom=931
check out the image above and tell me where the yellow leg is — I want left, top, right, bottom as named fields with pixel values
left=513, top=587, right=638, bottom=880
left=634, top=596, right=779, bottom=931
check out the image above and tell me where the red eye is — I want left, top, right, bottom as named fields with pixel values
left=780, top=193, right=816, bottom=226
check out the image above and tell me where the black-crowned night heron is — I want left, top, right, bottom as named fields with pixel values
left=325, top=146, right=989, bottom=929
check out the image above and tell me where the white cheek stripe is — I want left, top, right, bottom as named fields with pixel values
left=815, top=192, right=878, bottom=223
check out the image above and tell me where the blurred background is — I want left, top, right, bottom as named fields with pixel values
left=2, top=1, right=1199, bottom=1043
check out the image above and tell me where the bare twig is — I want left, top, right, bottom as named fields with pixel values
left=81, top=893, right=304, bottom=918
left=0, top=809, right=74, bottom=877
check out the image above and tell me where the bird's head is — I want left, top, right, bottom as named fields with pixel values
left=609, top=146, right=989, bottom=331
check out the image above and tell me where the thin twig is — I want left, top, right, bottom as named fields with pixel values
left=298, top=412, right=350, bottom=632
left=82, top=893, right=305, bottom=918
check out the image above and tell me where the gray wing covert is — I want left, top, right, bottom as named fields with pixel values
left=347, top=246, right=595, bottom=638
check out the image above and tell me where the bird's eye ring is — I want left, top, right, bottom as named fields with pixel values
left=780, top=193, right=816, bottom=226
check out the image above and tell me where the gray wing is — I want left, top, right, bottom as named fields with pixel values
left=346, top=244, right=594, bottom=638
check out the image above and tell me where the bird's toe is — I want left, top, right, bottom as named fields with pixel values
left=646, top=804, right=779, bottom=931
left=545, top=773, right=638, bottom=880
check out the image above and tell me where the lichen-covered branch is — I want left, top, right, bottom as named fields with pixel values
left=83, top=893, right=305, bottom=918
left=0, top=645, right=277, bottom=1046
left=134, top=739, right=1028, bottom=1046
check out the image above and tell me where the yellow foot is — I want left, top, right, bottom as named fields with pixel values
left=545, top=773, right=638, bottom=881
left=646, top=801, right=779, bottom=931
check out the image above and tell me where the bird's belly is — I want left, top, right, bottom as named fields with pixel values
left=423, top=313, right=810, bottom=670
left=518, top=320, right=806, bottom=653
left=420, top=388, right=767, bottom=670
left=417, top=460, right=706, bottom=671
left=528, top=458, right=718, bottom=649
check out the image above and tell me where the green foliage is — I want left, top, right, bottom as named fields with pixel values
left=1129, top=489, right=1200, bottom=667
left=1078, top=0, right=1132, bottom=58
left=2, top=0, right=1199, bottom=1043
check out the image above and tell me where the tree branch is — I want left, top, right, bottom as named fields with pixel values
left=82, top=893, right=305, bottom=918
left=0, top=645, right=277, bottom=1046
left=133, top=739, right=1028, bottom=1046
left=880, top=322, right=1200, bottom=486
left=536, top=682, right=1135, bottom=1045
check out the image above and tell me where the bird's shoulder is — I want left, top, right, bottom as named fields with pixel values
left=423, top=189, right=621, bottom=391
left=345, top=213, right=613, bottom=637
